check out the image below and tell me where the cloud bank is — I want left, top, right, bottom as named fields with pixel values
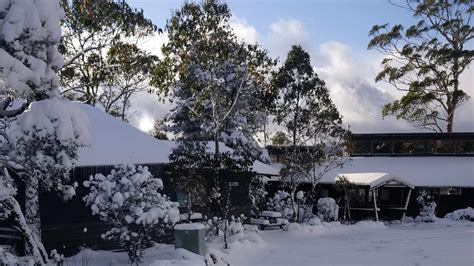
left=132, top=16, right=473, bottom=134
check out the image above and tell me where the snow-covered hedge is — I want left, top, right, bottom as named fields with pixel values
left=83, top=164, right=179, bottom=264
left=317, top=197, right=339, bottom=222
left=444, top=207, right=474, bottom=221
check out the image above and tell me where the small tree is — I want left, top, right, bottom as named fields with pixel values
left=83, top=164, right=179, bottom=264
left=212, top=151, right=253, bottom=249
left=334, top=175, right=357, bottom=221
left=274, top=45, right=349, bottom=220
left=415, top=191, right=437, bottom=223
left=168, top=141, right=210, bottom=221
left=368, top=0, right=473, bottom=132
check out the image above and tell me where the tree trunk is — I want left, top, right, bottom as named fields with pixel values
left=5, top=198, right=48, bottom=265
left=24, top=177, right=41, bottom=242
left=447, top=105, right=454, bottom=133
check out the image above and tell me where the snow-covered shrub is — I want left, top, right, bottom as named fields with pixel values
left=317, top=197, right=339, bottom=222
left=83, top=164, right=179, bottom=264
left=0, top=247, right=19, bottom=265
left=250, top=175, right=268, bottom=215
left=415, top=192, right=437, bottom=223
left=227, top=215, right=244, bottom=237
left=445, top=207, right=474, bottom=221
left=307, top=216, right=321, bottom=226
left=267, top=190, right=294, bottom=220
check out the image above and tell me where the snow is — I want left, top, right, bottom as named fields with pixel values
left=445, top=207, right=474, bottom=221
left=174, top=223, right=206, bottom=231
left=318, top=156, right=474, bottom=187
left=228, top=220, right=474, bottom=266
left=259, top=211, right=282, bottom=218
left=11, top=98, right=91, bottom=146
left=335, top=172, right=415, bottom=189
left=75, top=103, right=278, bottom=176
left=59, top=220, right=474, bottom=265
left=179, top=213, right=203, bottom=221
left=0, top=0, right=64, bottom=97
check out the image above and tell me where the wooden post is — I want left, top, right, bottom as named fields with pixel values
left=401, top=188, right=412, bottom=223
left=372, top=188, right=379, bottom=221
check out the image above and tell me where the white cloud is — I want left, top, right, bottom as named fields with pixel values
left=314, top=41, right=413, bottom=132
left=139, top=32, right=169, bottom=58
left=264, top=18, right=312, bottom=61
left=133, top=16, right=473, bottom=134
left=230, top=17, right=258, bottom=44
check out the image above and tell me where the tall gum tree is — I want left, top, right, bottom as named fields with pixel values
left=368, top=0, right=473, bottom=132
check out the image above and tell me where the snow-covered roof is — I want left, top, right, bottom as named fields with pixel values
left=329, top=173, right=415, bottom=189
left=319, top=156, right=474, bottom=188
left=75, top=103, right=278, bottom=176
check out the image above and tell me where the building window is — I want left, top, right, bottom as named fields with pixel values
left=394, top=141, right=415, bottom=154
left=380, top=189, right=390, bottom=201
left=414, top=140, right=435, bottom=154
left=348, top=188, right=366, bottom=203
left=352, top=141, right=371, bottom=155
left=435, top=140, right=455, bottom=154
left=176, top=191, right=188, bottom=208
left=373, top=141, right=392, bottom=154
left=456, top=140, right=474, bottom=154
left=440, top=187, right=462, bottom=195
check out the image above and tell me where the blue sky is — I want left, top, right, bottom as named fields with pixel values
left=130, top=0, right=415, bottom=53
left=127, top=0, right=474, bottom=133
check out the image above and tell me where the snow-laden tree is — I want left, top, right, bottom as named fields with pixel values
left=273, top=45, right=349, bottom=221
left=83, top=164, right=180, bottom=264
left=152, top=0, right=275, bottom=163
left=10, top=98, right=90, bottom=237
left=0, top=0, right=90, bottom=263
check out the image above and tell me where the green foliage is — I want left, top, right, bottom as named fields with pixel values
left=273, top=45, right=343, bottom=146
left=271, top=131, right=290, bottom=145
left=59, top=0, right=157, bottom=110
left=152, top=0, right=276, bottom=162
left=273, top=45, right=348, bottom=211
left=168, top=141, right=210, bottom=219
left=368, top=0, right=473, bottom=132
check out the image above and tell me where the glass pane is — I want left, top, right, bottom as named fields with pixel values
left=435, top=140, right=455, bottom=153
left=373, top=141, right=392, bottom=154
left=352, top=141, right=371, bottom=155
left=456, top=140, right=474, bottom=154
left=394, top=141, right=415, bottom=154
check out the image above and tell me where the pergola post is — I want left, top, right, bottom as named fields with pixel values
left=401, top=188, right=412, bottom=223
left=372, top=188, right=379, bottom=221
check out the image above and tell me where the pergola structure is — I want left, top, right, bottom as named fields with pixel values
left=337, top=173, right=415, bottom=221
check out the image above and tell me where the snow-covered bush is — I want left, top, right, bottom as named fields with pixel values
left=0, top=247, right=19, bottom=265
left=317, top=197, right=339, bottom=222
left=415, top=192, right=437, bottom=223
left=83, top=164, right=179, bottom=264
left=444, top=207, right=474, bottom=221
left=267, top=190, right=294, bottom=220
left=307, top=216, right=321, bottom=226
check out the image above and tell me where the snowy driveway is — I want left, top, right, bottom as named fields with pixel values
left=229, top=221, right=474, bottom=266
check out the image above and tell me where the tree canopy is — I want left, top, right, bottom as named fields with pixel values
left=368, top=0, right=473, bottom=132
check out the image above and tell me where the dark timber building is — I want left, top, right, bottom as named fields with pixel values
left=267, top=133, right=474, bottom=221
left=1, top=104, right=278, bottom=255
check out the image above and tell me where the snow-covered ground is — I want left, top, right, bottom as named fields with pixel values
left=229, top=220, right=474, bottom=266
left=67, top=220, right=474, bottom=266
